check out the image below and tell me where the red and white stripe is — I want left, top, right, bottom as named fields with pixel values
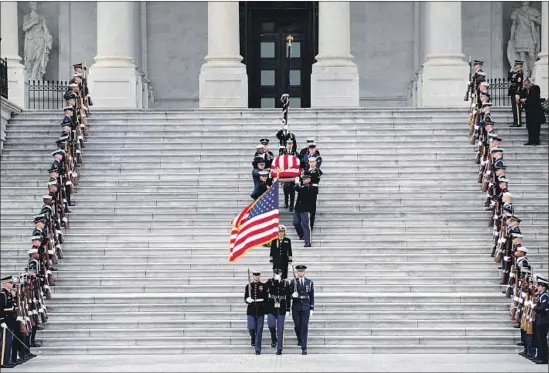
left=229, top=210, right=279, bottom=262
left=270, top=154, right=301, bottom=178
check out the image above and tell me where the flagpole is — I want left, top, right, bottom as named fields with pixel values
left=280, top=35, right=293, bottom=139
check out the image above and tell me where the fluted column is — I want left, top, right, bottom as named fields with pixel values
left=311, top=1, right=359, bottom=108
left=88, top=1, right=139, bottom=108
left=199, top=1, right=248, bottom=108
left=0, top=1, right=26, bottom=107
left=419, top=1, right=469, bottom=107
left=534, top=2, right=548, bottom=98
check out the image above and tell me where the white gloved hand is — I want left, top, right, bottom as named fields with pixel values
left=0, top=323, right=7, bottom=329
left=292, top=292, right=298, bottom=299
left=310, top=310, right=314, bottom=318
left=286, top=311, right=290, bottom=317
left=295, top=177, right=300, bottom=184
left=246, top=297, right=253, bottom=304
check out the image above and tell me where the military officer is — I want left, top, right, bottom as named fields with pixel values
left=299, top=139, right=321, bottom=159
left=1, top=277, right=16, bottom=368
left=301, top=143, right=322, bottom=171
left=533, top=275, right=549, bottom=364
left=255, top=140, right=275, bottom=168
left=293, top=174, right=315, bottom=247
left=251, top=170, right=270, bottom=200
left=305, top=157, right=322, bottom=231
left=276, top=123, right=297, bottom=154
left=265, top=269, right=292, bottom=354
left=244, top=271, right=267, bottom=355
left=252, top=158, right=267, bottom=188
left=270, top=225, right=293, bottom=279
left=290, top=265, right=315, bottom=355
left=508, top=60, right=524, bottom=127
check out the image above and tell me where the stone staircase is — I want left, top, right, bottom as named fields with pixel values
left=1, top=108, right=547, bottom=355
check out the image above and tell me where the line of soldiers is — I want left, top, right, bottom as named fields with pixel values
left=467, top=59, right=548, bottom=365
left=0, top=63, right=92, bottom=369
left=245, top=262, right=315, bottom=356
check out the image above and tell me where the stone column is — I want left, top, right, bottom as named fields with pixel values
left=534, top=2, right=548, bottom=98
left=88, top=1, right=139, bottom=108
left=419, top=1, right=469, bottom=107
left=311, top=1, right=359, bottom=108
left=0, top=1, right=26, bottom=107
left=199, top=1, right=248, bottom=108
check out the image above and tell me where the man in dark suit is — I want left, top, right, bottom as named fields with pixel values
left=520, top=78, right=547, bottom=146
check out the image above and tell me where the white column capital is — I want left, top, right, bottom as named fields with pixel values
left=419, top=1, right=469, bottom=108
left=88, top=1, right=139, bottom=109
left=311, top=1, right=359, bottom=108
left=1, top=1, right=26, bottom=107
left=199, top=1, right=248, bottom=108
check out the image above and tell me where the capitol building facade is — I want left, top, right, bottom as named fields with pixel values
left=1, top=1, right=547, bottom=110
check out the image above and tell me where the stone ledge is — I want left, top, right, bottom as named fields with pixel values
left=0, top=97, right=23, bottom=154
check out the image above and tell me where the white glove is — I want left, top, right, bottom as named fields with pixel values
left=286, top=311, right=290, bottom=317
left=246, top=297, right=253, bottom=304
left=292, top=292, right=298, bottom=299
left=295, top=177, right=300, bottom=184
left=0, top=323, right=7, bottom=329
left=310, top=310, right=314, bottom=318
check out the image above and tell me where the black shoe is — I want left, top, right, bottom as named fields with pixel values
left=524, top=142, right=533, bottom=145
left=255, top=352, right=261, bottom=355
left=30, top=342, right=41, bottom=347
left=25, top=353, right=36, bottom=359
left=533, top=143, right=539, bottom=146
left=250, top=342, right=255, bottom=347
left=284, top=203, right=288, bottom=208
left=519, top=351, right=527, bottom=357
left=516, top=342, right=524, bottom=346
left=304, top=243, right=311, bottom=247
left=289, top=207, right=294, bottom=212
left=298, top=236, right=304, bottom=240
left=36, top=325, right=44, bottom=331
left=15, top=358, right=25, bottom=365
left=1, top=362, right=17, bottom=368
left=297, top=341, right=301, bottom=346
left=302, top=349, right=307, bottom=355
left=69, top=201, right=75, bottom=207
left=276, top=350, right=282, bottom=355
left=271, top=341, right=276, bottom=348
left=513, top=324, right=520, bottom=329
left=510, top=124, right=521, bottom=127
left=535, top=360, right=548, bottom=364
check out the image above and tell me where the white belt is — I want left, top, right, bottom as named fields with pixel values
left=252, top=299, right=264, bottom=303
left=312, top=184, right=319, bottom=187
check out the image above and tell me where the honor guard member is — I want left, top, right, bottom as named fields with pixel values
left=26, top=249, right=42, bottom=349
left=62, top=106, right=75, bottom=130
left=533, top=275, right=549, bottom=364
left=301, top=143, right=322, bottom=171
left=290, top=265, right=315, bottom=355
left=1, top=277, right=16, bottom=368
left=265, top=269, right=292, bottom=354
left=251, top=170, right=270, bottom=200
left=293, top=174, right=314, bottom=247
left=252, top=157, right=267, bottom=188
left=270, top=225, right=293, bottom=280
left=276, top=124, right=298, bottom=154
left=255, top=139, right=275, bottom=168
left=509, top=60, right=524, bottom=127
left=300, top=139, right=321, bottom=159
left=244, top=272, right=267, bottom=355
left=305, top=157, right=323, bottom=231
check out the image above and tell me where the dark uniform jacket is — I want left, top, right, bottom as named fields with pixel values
left=299, top=147, right=321, bottom=159
left=294, top=184, right=315, bottom=213
left=265, top=279, right=292, bottom=315
left=244, top=281, right=267, bottom=316
left=254, top=151, right=275, bottom=169
left=276, top=130, right=297, bottom=153
left=270, top=237, right=293, bottom=267
left=301, top=151, right=322, bottom=171
left=534, top=291, right=549, bottom=326
left=289, top=277, right=315, bottom=312
left=508, top=69, right=523, bottom=96
left=0, top=289, right=16, bottom=328
left=61, top=115, right=75, bottom=130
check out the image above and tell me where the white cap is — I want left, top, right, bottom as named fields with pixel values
left=518, top=246, right=528, bottom=253
left=27, top=248, right=39, bottom=255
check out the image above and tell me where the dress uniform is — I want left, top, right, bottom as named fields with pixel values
left=299, top=139, right=321, bottom=159
left=244, top=272, right=267, bottom=355
left=293, top=174, right=315, bottom=247
left=251, top=170, right=270, bottom=200
left=1, top=278, right=16, bottom=368
left=254, top=140, right=275, bottom=169
left=301, top=144, right=322, bottom=171
left=508, top=60, right=524, bottom=127
left=289, top=265, right=315, bottom=355
left=265, top=269, right=292, bottom=354
left=305, top=158, right=322, bottom=231
left=252, top=158, right=267, bottom=189
left=276, top=127, right=297, bottom=154
left=269, top=226, right=293, bottom=280
left=533, top=276, right=549, bottom=364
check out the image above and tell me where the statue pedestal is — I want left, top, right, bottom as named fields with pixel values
left=534, top=54, right=549, bottom=99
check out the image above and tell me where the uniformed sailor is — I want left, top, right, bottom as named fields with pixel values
left=251, top=170, right=270, bottom=200
left=244, top=272, right=267, bottom=355
left=533, top=276, right=549, bottom=364
left=290, top=265, right=315, bottom=355
left=252, top=157, right=267, bottom=189
left=509, top=60, right=524, bottom=127
left=265, top=269, right=292, bottom=354
left=293, top=174, right=314, bottom=247
left=301, top=143, right=322, bottom=171
left=299, top=139, right=321, bottom=159
left=269, top=225, right=293, bottom=280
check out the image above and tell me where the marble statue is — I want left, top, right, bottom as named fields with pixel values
left=23, top=2, right=53, bottom=81
left=507, top=1, right=542, bottom=77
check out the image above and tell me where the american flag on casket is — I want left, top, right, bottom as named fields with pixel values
left=270, top=154, right=302, bottom=181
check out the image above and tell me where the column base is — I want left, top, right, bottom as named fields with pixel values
left=88, top=57, right=139, bottom=109
left=419, top=54, right=470, bottom=108
left=5, top=57, right=26, bottom=108
left=533, top=54, right=549, bottom=99
left=311, top=58, right=359, bottom=108
left=199, top=58, right=248, bottom=108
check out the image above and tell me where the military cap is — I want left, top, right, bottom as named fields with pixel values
left=308, top=143, right=317, bottom=148
left=260, top=138, right=270, bottom=145
left=473, top=60, right=484, bottom=65
left=536, top=275, right=549, bottom=286
left=477, top=71, right=486, bottom=76
left=252, top=271, right=261, bottom=276
left=480, top=82, right=490, bottom=87
left=306, top=138, right=315, bottom=143
left=43, top=195, right=53, bottom=202
left=28, top=248, right=39, bottom=255
left=48, top=165, right=60, bottom=173
left=47, top=180, right=58, bottom=187
left=488, top=132, right=498, bottom=139
left=69, top=82, right=78, bottom=88
left=497, top=176, right=509, bottom=183
left=494, top=160, right=506, bottom=169
left=258, top=170, right=269, bottom=176
left=30, top=234, right=42, bottom=241
left=514, top=60, right=524, bottom=66
left=256, top=144, right=264, bottom=150
left=482, top=102, right=493, bottom=108
left=1, top=276, right=13, bottom=284
left=301, top=173, right=311, bottom=179
left=492, top=136, right=503, bottom=142
left=33, top=215, right=46, bottom=224
left=502, top=191, right=513, bottom=200
left=490, top=147, right=504, bottom=154
left=517, top=246, right=528, bottom=254
left=73, top=73, right=83, bottom=79
left=63, top=106, right=74, bottom=112
left=511, top=232, right=523, bottom=238
left=40, top=205, right=53, bottom=215
left=73, top=63, right=83, bottom=69
left=278, top=225, right=286, bottom=231
left=254, top=157, right=265, bottom=164
left=308, top=157, right=317, bottom=162
left=484, top=117, right=494, bottom=125
left=52, top=149, right=65, bottom=156
left=295, top=265, right=307, bottom=270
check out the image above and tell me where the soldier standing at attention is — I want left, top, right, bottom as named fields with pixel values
left=508, top=60, right=524, bottom=127
left=269, top=225, right=293, bottom=280
left=265, top=269, right=292, bottom=355
left=244, top=271, right=267, bottom=355
left=533, top=276, right=549, bottom=364
left=290, top=265, right=315, bottom=355
left=293, top=174, right=314, bottom=247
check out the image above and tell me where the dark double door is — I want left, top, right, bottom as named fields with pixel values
left=240, top=2, right=317, bottom=108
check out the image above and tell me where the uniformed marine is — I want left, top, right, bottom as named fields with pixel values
left=244, top=272, right=267, bottom=355
left=265, top=269, right=292, bottom=354
left=289, top=265, right=315, bottom=355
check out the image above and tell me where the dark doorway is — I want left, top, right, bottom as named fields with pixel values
left=240, top=2, right=318, bottom=108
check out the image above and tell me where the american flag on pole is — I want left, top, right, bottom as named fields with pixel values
left=229, top=181, right=280, bottom=262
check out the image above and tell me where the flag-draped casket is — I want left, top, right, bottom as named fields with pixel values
left=270, top=154, right=302, bottom=182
